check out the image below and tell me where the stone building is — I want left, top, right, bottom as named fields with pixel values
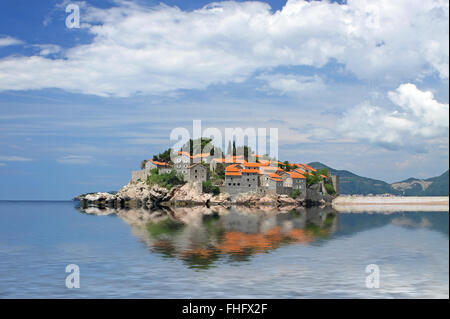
left=282, top=171, right=306, bottom=192
left=145, top=159, right=173, bottom=174
left=187, top=163, right=209, bottom=183
left=224, top=164, right=259, bottom=196
left=173, top=153, right=192, bottom=181
left=260, top=173, right=284, bottom=194
left=331, top=174, right=340, bottom=194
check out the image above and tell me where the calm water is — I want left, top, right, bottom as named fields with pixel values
left=0, top=201, right=448, bottom=298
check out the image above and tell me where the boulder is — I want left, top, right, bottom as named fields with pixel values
left=210, top=192, right=231, bottom=205
left=277, top=194, right=298, bottom=206
left=170, top=183, right=212, bottom=205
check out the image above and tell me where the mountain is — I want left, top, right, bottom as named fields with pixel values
left=308, top=162, right=401, bottom=195
left=308, top=162, right=448, bottom=196
left=391, top=170, right=449, bottom=196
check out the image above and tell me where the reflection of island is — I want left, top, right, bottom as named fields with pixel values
left=83, top=206, right=339, bottom=269
left=78, top=206, right=448, bottom=269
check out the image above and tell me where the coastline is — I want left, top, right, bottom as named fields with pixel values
left=332, top=195, right=449, bottom=213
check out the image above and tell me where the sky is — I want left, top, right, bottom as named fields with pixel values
left=0, top=0, right=448, bottom=200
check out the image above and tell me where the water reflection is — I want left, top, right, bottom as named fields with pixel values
left=80, top=206, right=338, bottom=269
left=78, top=206, right=449, bottom=270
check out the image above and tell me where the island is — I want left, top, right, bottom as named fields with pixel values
left=77, top=138, right=340, bottom=209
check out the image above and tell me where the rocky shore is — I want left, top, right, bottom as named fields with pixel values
left=76, top=180, right=333, bottom=209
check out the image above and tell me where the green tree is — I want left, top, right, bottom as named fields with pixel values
left=203, top=180, right=220, bottom=195
left=290, top=189, right=301, bottom=199
left=324, top=183, right=336, bottom=195
left=147, top=170, right=184, bottom=190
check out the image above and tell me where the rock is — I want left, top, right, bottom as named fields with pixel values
left=170, top=183, right=212, bottom=205
left=277, top=194, right=298, bottom=206
left=116, top=180, right=151, bottom=200
left=84, top=192, right=116, bottom=202
left=235, top=193, right=260, bottom=205
left=210, top=192, right=231, bottom=205
left=258, top=194, right=278, bottom=205
left=148, top=185, right=169, bottom=202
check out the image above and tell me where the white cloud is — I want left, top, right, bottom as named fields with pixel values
left=57, top=155, right=93, bottom=164
left=0, top=0, right=448, bottom=97
left=34, top=44, right=62, bottom=56
left=0, top=155, right=32, bottom=161
left=0, top=36, right=23, bottom=47
left=257, top=73, right=326, bottom=95
left=339, top=83, right=449, bottom=148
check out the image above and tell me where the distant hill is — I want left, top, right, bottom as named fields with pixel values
left=308, top=162, right=401, bottom=195
left=308, top=162, right=448, bottom=196
left=391, top=170, right=449, bottom=196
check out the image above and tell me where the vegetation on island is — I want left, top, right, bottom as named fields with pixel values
left=146, top=168, right=184, bottom=190
left=203, top=180, right=220, bottom=195
left=290, top=189, right=302, bottom=199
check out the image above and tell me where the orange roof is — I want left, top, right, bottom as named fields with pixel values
left=268, top=173, right=282, bottom=178
left=150, top=160, right=170, bottom=166
left=243, top=160, right=270, bottom=168
left=320, top=174, right=327, bottom=178
left=287, top=171, right=306, bottom=179
left=177, top=151, right=191, bottom=157
left=225, top=171, right=241, bottom=176
left=270, top=177, right=283, bottom=182
left=242, top=169, right=260, bottom=174
left=261, top=166, right=283, bottom=172
left=225, top=164, right=241, bottom=172
left=177, top=151, right=210, bottom=159
left=193, top=153, right=210, bottom=158
left=294, top=168, right=306, bottom=174
left=300, top=163, right=317, bottom=172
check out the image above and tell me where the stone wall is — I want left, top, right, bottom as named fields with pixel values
left=131, top=169, right=150, bottom=183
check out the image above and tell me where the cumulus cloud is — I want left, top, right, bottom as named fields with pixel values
left=0, top=0, right=448, bottom=97
left=339, top=83, right=449, bottom=148
left=0, top=155, right=32, bottom=161
left=57, top=155, right=93, bottom=164
left=0, top=36, right=23, bottom=47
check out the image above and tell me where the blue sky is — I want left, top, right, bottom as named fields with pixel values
left=0, top=0, right=448, bottom=200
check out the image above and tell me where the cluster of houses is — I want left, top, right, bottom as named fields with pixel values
left=131, top=152, right=339, bottom=198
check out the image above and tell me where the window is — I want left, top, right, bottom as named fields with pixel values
left=249, top=184, right=251, bottom=187
left=228, top=183, right=231, bottom=186
left=237, top=183, right=240, bottom=186
left=195, top=169, right=197, bottom=173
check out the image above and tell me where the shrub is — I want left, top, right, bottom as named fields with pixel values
left=324, top=183, right=336, bottom=195
left=203, top=180, right=220, bottom=195
left=146, top=170, right=184, bottom=190
left=306, top=172, right=321, bottom=186
left=215, top=163, right=225, bottom=179
left=290, top=189, right=302, bottom=199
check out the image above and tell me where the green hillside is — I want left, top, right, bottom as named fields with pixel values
left=308, top=162, right=448, bottom=196
left=308, top=162, right=401, bottom=195
left=395, top=170, right=449, bottom=196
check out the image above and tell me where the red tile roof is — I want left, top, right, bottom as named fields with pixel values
left=150, top=160, right=170, bottom=166
left=242, top=169, right=260, bottom=174
left=225, top=171, right=242, bottom=176
left=287, top=171, right=306, bottom=179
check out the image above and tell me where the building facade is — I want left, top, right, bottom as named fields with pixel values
left=187, top=163, right=209, bottom=183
